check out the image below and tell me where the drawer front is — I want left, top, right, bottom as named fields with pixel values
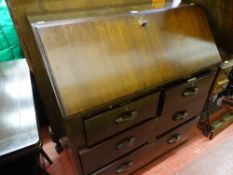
left=163, top=72, right=215, bottom=114
left=80, top=118, right=159, bottom=175
left=84, top=92, right=160, bottom=145
left=149, top=116, right=199, bottom=159
left=92, top=117, right=199, bottom=175
left=157, top=97, right=206, bottom=135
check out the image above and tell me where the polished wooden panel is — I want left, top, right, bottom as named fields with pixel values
left=84, top=92, right=159, bottom=145
left=185, top=0, right=233, bottom=53
left=0, top=60, right=40, bottom=160
left=32, top=6, right=221, bottom=118
left=157, top=97, right=205, bottom=135
left=92, top=117, right=199, bottom=175
left=80, top=118, right=158, bottom=175
left=163, top=71, right=215, bottom=114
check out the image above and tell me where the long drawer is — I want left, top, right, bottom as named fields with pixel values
left=80, top=118, right=159, bottom=175
left=163, top=72, right=215, bottom=114
left=157, top=97, right=206, bottom=135
left=92, top=117, right=199, bottom=175
left=84, top=92, right=160, bottom=146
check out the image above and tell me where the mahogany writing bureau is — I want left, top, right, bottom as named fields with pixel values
left=29, top=3, right=221, bottom=175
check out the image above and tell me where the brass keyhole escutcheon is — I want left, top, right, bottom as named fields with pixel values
left=138, top=17, right=147, bottom=27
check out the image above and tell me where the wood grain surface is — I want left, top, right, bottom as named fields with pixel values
left=32, top=5, right=221, bottom=118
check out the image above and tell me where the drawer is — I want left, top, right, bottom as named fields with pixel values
left=80, top=118, right=159, bottom=175
left=163, top=72, right=215, bottom=114
left=157, top=97, right=206, bottom=135
left=84, top=92, right=160, bottom=145
left=92, top=117, right=199, bottom=175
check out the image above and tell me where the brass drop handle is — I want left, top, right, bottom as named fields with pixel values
left=182, top=87, right=199, bottom=97
left=217, top=79, right=229, bottom=86
left=115, top=110, right=138, bottom=124
left=116, top=161, right=134, bottom=174
left=116, top=136, right=136, bottom=150
left=167, top=134, right=181, bottom=144
left=173, top=111, right=188, bottom=121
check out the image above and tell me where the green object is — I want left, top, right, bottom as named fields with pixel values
left=0, top=1, right=23, bottom=62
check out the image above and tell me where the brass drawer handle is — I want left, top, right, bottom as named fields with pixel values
left=167, top=133, right=181, bottom=144
left=116, top=160, right=134, bottom=174
left=116, top=136, right=136, bottom=150
left=115, top=110, right=138, bottom=124
left=173, top=111, right=188, bottom=121
left=182, top=87, right=199, bottom=97
left=217, top=79, right=229, bottom=86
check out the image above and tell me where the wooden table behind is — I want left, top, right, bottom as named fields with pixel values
left=0, top=59, right=39, bottom=160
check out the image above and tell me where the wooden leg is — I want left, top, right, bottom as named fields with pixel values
left=40, top=149, right=53, bottom=165
left=48, top=126, right=63, bottom=153
left=37, top=166, right=51, bottom=175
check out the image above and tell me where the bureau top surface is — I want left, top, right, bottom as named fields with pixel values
left=32, top=4, right=221, bottom=119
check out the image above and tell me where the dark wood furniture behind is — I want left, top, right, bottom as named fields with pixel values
left=27, top=3, right=221, bottom=175
left=185, top=0, right=233, bottom=53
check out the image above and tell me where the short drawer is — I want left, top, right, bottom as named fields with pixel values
left=157, top=97, right=206, bottom=135
left=92, top=117, right=199, bottom=175
left=84, top=92, right=160, bottom=145
left=80, top=118, right=159, bottom=175
left=163, top=72, right=215, bottom=114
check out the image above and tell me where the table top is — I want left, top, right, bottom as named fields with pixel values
left=0, top=59, right=40, bottom=160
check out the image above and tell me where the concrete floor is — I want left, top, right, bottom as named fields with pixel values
left=40, top=116, right=233, bottom=175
